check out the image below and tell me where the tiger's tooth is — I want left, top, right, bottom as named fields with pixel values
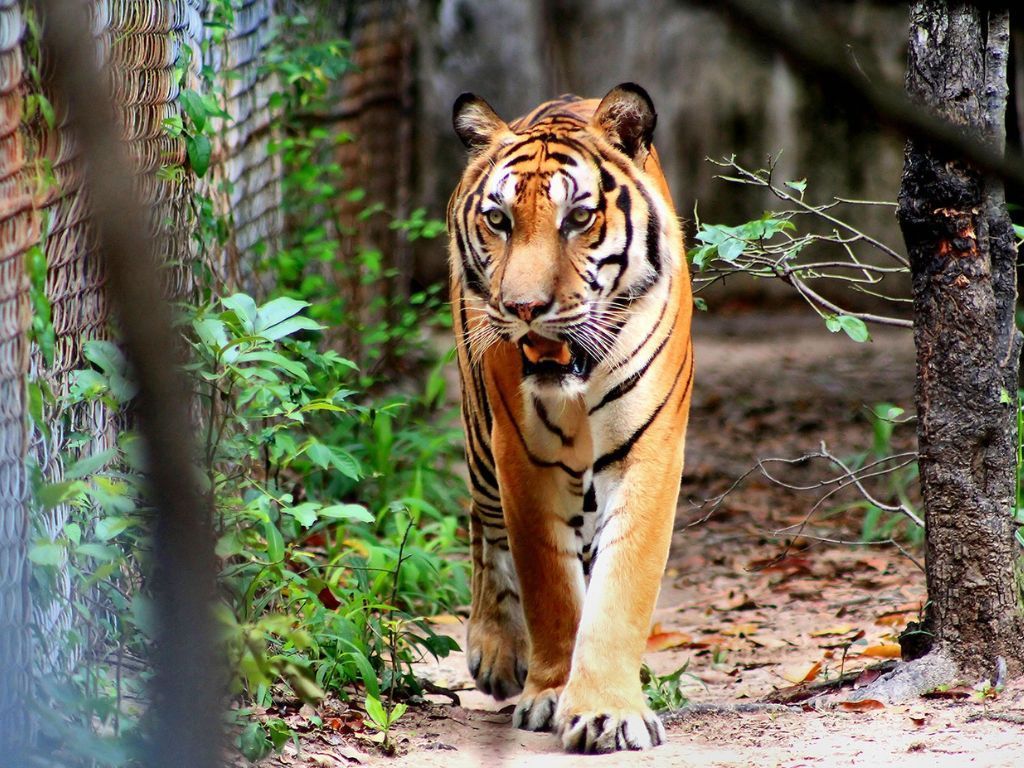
left=523, top=333, right=572, bottom=365
left=523, top=344, right=543, bottom=364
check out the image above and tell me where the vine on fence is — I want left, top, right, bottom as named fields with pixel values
left=26, top=5, right=464, bottom=764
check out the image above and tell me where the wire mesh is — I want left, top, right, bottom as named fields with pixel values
left=21, top=0, right=282, bottom=679
left=202, top=0, right=281, bottom=293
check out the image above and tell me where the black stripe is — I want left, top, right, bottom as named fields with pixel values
left=494, top=385, right=585, bottom=479
left=533, top=397, right=574, bottom=446
left=583, top=485, right=597, bottom=512
left=593, top=354, right=689, bottom=474
left=600, top=166, right=617, bottom=191
left=504, top=152, right=537, bottom=166
left=595, top=186, right=632, bottom=295
left=589, top=315, right=681, bottom=415
left=644, top=193, right=662, bottom=274
left=609, top=275, right=672, bottom=372
left=546, top=151, right=578, bottom=166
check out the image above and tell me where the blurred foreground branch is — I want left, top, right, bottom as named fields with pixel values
left=36, top=2, right=221, bottom=766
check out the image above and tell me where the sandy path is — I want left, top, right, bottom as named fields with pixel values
left=262, top=313, right=1024, bottom=768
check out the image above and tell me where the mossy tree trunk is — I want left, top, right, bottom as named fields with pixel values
left=899, top=1, right=1024, bottom=678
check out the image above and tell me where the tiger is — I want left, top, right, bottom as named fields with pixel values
left=447, top=83, right=694, bottom=754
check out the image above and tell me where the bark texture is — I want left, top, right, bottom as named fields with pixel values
left=899, top=2, right=1024, bottom=678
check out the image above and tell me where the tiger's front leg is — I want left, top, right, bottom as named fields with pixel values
left=554, top=434, right=686, bottom=753
left=490, top=402, right=589, bottom=733
left=465, top=503, right=528, bottom=701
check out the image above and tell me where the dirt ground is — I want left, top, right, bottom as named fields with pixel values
left=261, top=312, right=1024, bottom=768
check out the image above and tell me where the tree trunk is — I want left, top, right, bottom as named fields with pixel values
left=898, top=1, right=1024, bottom=678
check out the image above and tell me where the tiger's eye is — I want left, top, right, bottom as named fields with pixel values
left=567, top=207, right=593, bottom=228
left=485, top=209, right=510, bottom=231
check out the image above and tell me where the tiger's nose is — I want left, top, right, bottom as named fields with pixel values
left=504, top=299, right=552, bottom=322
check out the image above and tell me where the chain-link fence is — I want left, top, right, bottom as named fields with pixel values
left=0, top=0, right=283, bottom=754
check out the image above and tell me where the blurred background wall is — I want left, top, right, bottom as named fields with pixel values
left=408, top=0, right=910, bottom=294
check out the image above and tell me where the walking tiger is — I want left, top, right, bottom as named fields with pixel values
left=447, top=83, right=693, bottom=753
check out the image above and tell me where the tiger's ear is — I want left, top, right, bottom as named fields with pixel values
left=592, top=83, right=657, bottom=164
left=453, top=93, right=509, bottom=153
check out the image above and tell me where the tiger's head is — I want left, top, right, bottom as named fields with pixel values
left=449, top=83, right=679, bottom=391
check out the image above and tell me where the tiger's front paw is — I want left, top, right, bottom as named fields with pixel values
left=466, top=617, right=528, bottom=701
left=555, top=688, right=666, bottom=753
left=512, top=685, right=562, bottom=732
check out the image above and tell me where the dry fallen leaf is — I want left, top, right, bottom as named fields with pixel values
left=810, top=624, right=856, bottom=637
left=713, top=592, right=761, bottom=611
left=854, top=668, right=883, bottom=688
left=858, top=643, right=902, bottom=659
left=875, top=611, right=915, bottom=627
left=781, top=660, right=823, bottom=684
left=750, top=635, right=791, bottom=651
left=646, top=630, right=694, bottom=652
left=425, top=613, right=463, bottom=625
left=722, top=622, right=760, bottom=637
left=840, top=699, right=885, bottom=711
left=908, top=707, right=929, bottom=726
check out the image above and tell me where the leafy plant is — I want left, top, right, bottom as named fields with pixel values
left=641, top=662, right=696, bottom=712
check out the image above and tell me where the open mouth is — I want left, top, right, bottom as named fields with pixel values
left=519, top=331, right=596, bottom=379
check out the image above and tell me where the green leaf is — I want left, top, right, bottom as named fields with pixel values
left=239, top=722, right=271, bottom=761
left=263, top=519, right=284, bottom=562
left=717, top=236, right=745, bottom=262
left=785, top=178, right=807, bottom=194
left=330, top=449, right=362, bottom=481
left=388, top=702, right=408, bottom=726
left=258, top=315, right=323, bottom=341
left=320, top=503, right=374, bottom=523
left=37, top=479, right=86, bottom=509
left=65, top=522, right=82, bottom=545
left=66, top=446, right=117, bottom=479
left=38, top=94, right=56, bottom=129
left=838, top=315, right=870, bottom=343
left=95, top=516, right=134, bottom=541
left=344, top=648, right=379, bottom=698
left=305, top=442, right=332, bottom=469
left=235, top=350, right=310, bottom=382
left=286, top=502, right=320, bottom=528
left=254, top=297, right=309, bottom=333
left=193, top=317, right=229, bottom=354
left=29, top=540, right=64, bottom=566
left=364, top=694, right=387, bottom=729
left=75, top=543, right=121, bottom=561
left=222, top=294, right=259, bottom=333
left=824, top=314, right=842, bottom=333
left=187, top=134, right=212, bottom=178
left=1000, top=387, right=1013, bottom=405
left=180, top=89, right=207, bottom=132
left=201, top=92, right=232, bottom=121
left=83, top=340, right=126, bottom=376
left=693, top=296, right=708, bottom=312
